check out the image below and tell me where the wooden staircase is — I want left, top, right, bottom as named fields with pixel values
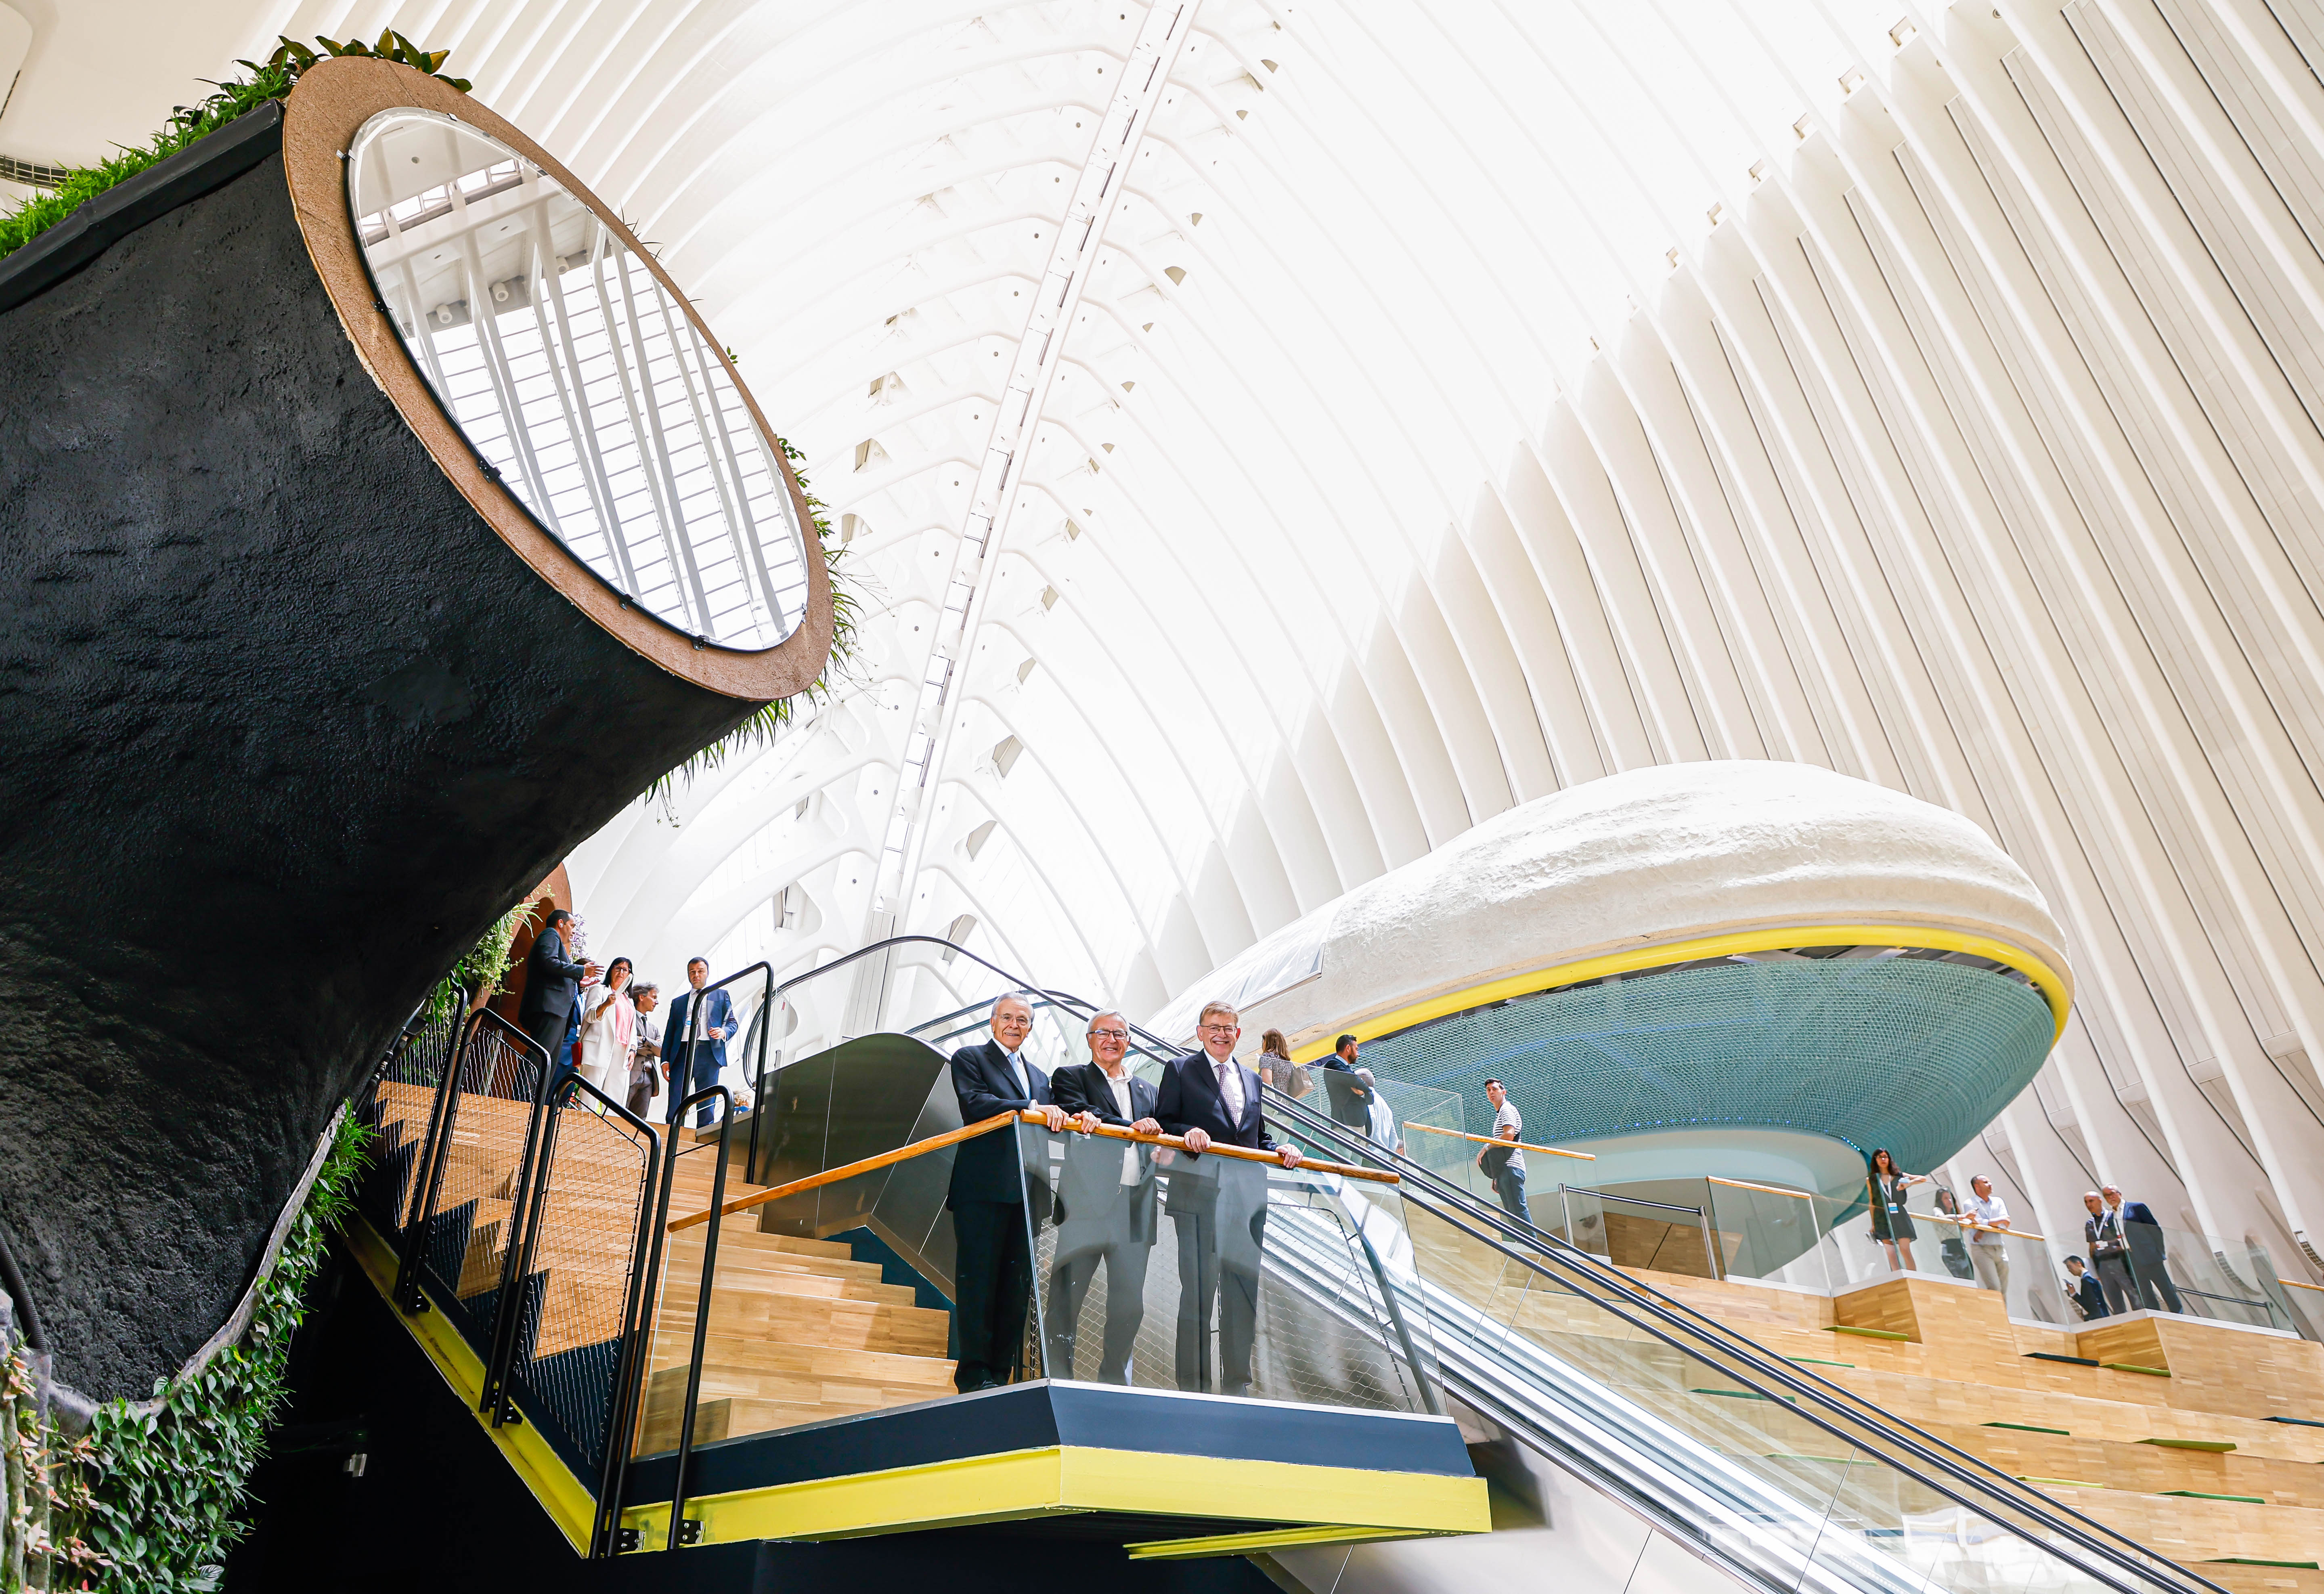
left=634, top=1146, right=956, bottom=1452
left=372, top=1085, right=959, bottom=1455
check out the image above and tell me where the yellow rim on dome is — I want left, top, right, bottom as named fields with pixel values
left=1287, top=924, right=2070, bottom=1062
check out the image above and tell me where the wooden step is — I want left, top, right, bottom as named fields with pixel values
left=654, top=1290, right=948, bottom=1358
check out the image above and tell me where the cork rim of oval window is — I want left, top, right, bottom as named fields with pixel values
left=346, top=105, right=810, bottom=655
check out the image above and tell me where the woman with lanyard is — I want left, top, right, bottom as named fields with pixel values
left=1867, top=1147, right=1927, bottom=1273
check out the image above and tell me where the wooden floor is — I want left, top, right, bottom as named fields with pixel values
left=1412, top=1214, right=2324, bottom=1588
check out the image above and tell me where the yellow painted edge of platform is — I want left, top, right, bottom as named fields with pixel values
left=342, top=1214, right=595, bottom=1554
left=620, top=1445, right=1492, bottom=1549
left=1126, top=1524, right=1425, bottom=1560
left=1290, top=923, right=2071, bottom=1061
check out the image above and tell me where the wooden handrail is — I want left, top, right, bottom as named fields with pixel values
left=1708, top=1175, right=1816, bottom=1200
left=2279, top=1277, right=2324, bottom=1294
left=1404, top=1120, right=1596, bottom=1161
left=667, top=1108, right=1399, bottom=1232
left=666, top=1110, right=1022, bottom=1233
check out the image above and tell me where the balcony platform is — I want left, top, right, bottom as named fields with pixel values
left=616, top=1380, right=1488, bottom=1555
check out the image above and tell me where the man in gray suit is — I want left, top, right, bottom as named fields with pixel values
left=1046, top=1011, right=1163, bottom=1383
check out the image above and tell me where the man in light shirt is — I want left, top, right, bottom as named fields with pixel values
left=1046, top=1011, right=1163, bottom=1383
left=1477, top=1078, right=1529, bottom=1223
left=1964, top=1175, right=2013, bottom=1298
left=1155, top=1000, right=1303, bottom=1397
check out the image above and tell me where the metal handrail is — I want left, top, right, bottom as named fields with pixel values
left=1251, top=1083, right=2223, bottom=1594
left=657, top=1084, right=734, bottom=1553
left=393, top=1007, right=550, bottom=1315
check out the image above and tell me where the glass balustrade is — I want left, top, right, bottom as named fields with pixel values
left=634, top=1061, right=1448, bottom=1461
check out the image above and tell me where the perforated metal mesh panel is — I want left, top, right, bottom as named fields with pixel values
left=1361, top=958, right=2054, bottom=1179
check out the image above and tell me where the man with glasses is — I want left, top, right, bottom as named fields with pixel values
left=1155, top=1001, right=1303, bottom=1398
left=947, top=993, right=1069, bottom=1392
left=1046, top=1011, right=1163, bottom=1383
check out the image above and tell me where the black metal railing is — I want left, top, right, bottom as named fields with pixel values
left=360, top=999, right=666, bottom=1558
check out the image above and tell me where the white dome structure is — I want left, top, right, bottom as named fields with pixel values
left=1150, top=759, right=2071, bottom=1051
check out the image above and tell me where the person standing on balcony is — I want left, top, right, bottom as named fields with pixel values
left=1477, top=1079, right=1530, bottom=1223
left=1156, top=1001, right=1303, bottom=1399
left=627, top=982, right=662, bottom=1119
left=1047, top=1010, right=1163, bottom=1383
left=947, top=993, right=1068, bottom=1393
left=1964, top=1175, right=2013, bottom=1298
left=517, top=908, right=597, bottom=1074
left=2083, top=1190, right=2135, bottom=1315
left=2103, top=1185, right=2184, bottom=1313
left=1933, top=1185, right=1976, bottom=1279
left=660, top=958, right=734, bottom=1129
left=2063, top=1255, right=2110, bottom=1320
left=576, top=956, right=634, bottom=1099
left=1867, top=1149, right=1926, bottom=1273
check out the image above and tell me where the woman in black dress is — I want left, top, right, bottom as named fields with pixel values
left=1867, top=1148, right=1927, bottom=1273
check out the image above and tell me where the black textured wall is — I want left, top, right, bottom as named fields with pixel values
left=0, top=148, right=764, bottom=1396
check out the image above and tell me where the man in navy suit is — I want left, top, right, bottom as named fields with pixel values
left=2103, top=1185, right=2184, bottom=1313
left=1046, top=1009, right=1163, bottom=1383
left=1155, top=1000, right=1303, bottom=1398
left=660, top=957, right=736, bottom=1128
left=947, top=993, right=1068, bottom=1392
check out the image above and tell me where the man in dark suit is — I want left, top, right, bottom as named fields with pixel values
left=2063, top=1255, right=2110, bottom=1320
left=1155, top=1000, right=1304, bottom=1398
left=2104, top=1185, right=2184, bottom=1313
left=947, top=993, right=1067, bottom=1392
left=517, top=908, right=597, bottom=1072
left=661, top=957, right=736, bottom=1129
left=1047, top=1009, right=1163, bottom=1384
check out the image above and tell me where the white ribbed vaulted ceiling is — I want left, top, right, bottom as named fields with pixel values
left=22, top=0, right=2324, bottom=1267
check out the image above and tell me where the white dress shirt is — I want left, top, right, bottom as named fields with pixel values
left=1104, top=1070, right=1139, bottom=1185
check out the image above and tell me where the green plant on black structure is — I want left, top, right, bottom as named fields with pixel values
left=423, top=898, right=539, bottom=1024
left=0, top=31, right=468, bottom=264
left=1, top=1113, right=369, bottom=1592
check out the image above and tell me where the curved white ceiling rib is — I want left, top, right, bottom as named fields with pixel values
left=18, top=0, right=2324, bottom=1271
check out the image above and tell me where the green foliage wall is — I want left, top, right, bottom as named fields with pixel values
left=2, top=1114, right=369, bottom=1592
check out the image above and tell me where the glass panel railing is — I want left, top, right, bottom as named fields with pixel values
left=2089, top=1221, right=2293, bottom=1331
left=635, top=1091, right=1447, bottom=1462
left=1028, top=1120, right=1439, bottom=1409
